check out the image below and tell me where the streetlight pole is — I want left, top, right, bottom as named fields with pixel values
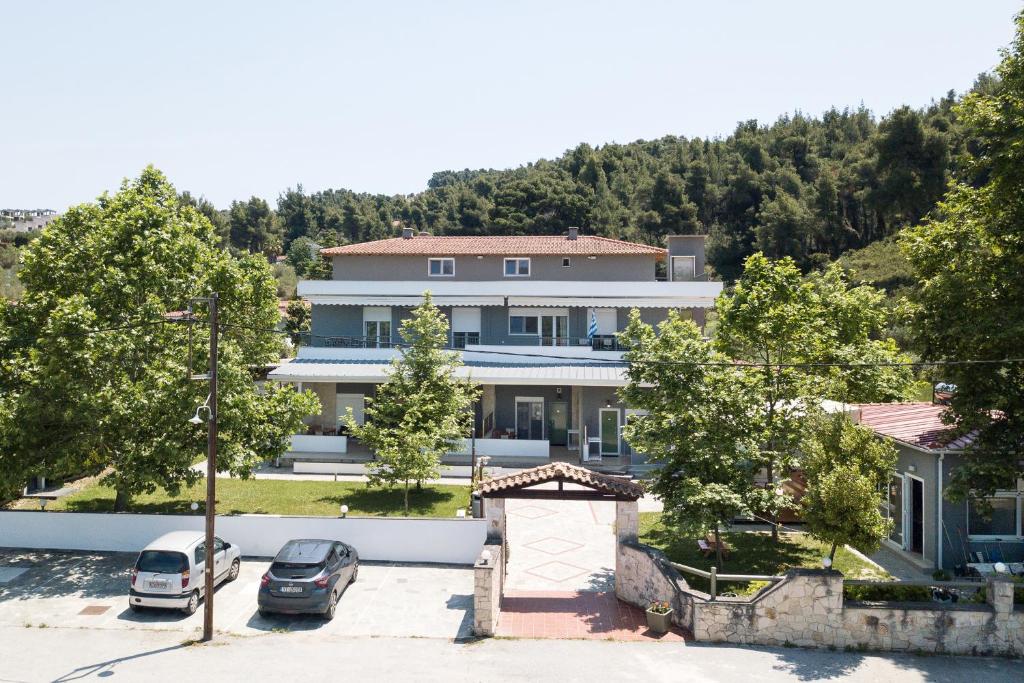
left=198, top=293, right=219, bottom=642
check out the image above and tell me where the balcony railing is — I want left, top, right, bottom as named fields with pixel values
left=299, top=333, right=629, bottom=351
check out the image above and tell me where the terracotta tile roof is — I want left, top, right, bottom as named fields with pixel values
left=855, top=402, right=976, bottom=451
left=476, top=462, right=644, bottom=499
left=321, top=235, right=665, bottom=257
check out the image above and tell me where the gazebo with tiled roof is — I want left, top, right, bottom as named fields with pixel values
left=470, top=462, right=645, bottom=637
left=476, top=461, right=644, bottom=502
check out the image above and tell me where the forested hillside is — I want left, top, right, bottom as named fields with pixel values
left=216, top=79, right=994, bottom=282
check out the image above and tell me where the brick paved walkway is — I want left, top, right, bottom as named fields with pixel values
left=496, top=591, right=689, bottom=642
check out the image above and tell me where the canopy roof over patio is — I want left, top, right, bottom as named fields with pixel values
left=476, top=462, right=644, bottom=501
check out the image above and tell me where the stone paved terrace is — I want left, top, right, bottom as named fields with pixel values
left=497, top=590, right=688, bottom=641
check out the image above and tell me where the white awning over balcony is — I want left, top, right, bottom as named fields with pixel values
left=269, top=358, right=632, bottom=386
left=300, top=279, right=722, bottom=308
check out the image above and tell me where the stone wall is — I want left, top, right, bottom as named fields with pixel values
left=615, top=541, right=1024, bottom=656
left=695, top=569, right=844, bottom=647
left=473, top=541, right=504, bottom=637
left=617, top=541, right=696, bottom=631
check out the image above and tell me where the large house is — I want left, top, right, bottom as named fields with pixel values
left=269, top=228, right=722, bottom=473
left=853, top=402, right=1023, bottom=574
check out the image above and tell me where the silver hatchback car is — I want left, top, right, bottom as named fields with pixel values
left=129, top=531, right=242, bottom=615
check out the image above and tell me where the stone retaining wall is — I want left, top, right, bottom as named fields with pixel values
left=616, top=541, right=1024, bottom=656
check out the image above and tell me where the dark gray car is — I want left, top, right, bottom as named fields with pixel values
left=257, top=539, right=359, bottom=620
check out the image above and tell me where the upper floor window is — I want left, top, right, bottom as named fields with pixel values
left=428, top=257, right=454, bottom=276
left=562, top=257, right=571, bottom=267
left=504, top=257, right=530, bottom=277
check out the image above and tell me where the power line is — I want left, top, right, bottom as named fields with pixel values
left=0, top=319, right=177, bottom=346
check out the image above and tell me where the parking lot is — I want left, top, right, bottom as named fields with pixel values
left=0, top=549, right=474, bottom=639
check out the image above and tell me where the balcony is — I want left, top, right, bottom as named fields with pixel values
left=299, top=333, right=629, bottom=352
left=299, top=278, right=723, bottom=308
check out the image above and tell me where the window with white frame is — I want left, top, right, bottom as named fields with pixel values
left=562, top=257, right=571, bottom=267
left=504, top=257, right=530, bottom=277
left=427, top=257, right=454, bottom=276
left=968, top=493, right=1022, bottom=538
left=880, top=475, right=904, bottom=546
left=451, top=307, right=481, bottom=349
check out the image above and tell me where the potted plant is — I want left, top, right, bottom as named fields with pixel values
left=645, top=600, right=673, bottom=633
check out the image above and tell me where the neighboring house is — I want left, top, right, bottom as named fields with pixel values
left=268, top=227, right=722, bottom=472
left=0, top=208, right=59, bottom=233
left=852, top=402, right=1023, bottom=573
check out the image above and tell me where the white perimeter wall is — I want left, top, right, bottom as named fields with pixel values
left=0, top=512, right=486, bottom=565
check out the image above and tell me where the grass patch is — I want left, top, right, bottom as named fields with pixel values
left=39, top=478, right=471, bottom=518
left=639, top=512, right=889, bottom=595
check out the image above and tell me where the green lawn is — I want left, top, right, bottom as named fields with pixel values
left=37, top=478, right=471, bottom=518
left=639, top=511, right=889, bottom=595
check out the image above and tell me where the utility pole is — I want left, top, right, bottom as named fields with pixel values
left=197, top=293, right=219, bottom=642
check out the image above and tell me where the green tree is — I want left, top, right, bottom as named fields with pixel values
left=715, top=253, right=911, bottom=539
left=342, top=293, right=479, bottom=513
left=800, top=414, right=896, bottom=561
left=283, top=298, right=310, bottom=349
left=0, top=167, right=319, bottom=510
left=619, top=310, right=766, bottom=568
left=228, top=196, right=282, bottom=257
left=901, top=11, right=1024, bottom=501
left=285, top=236, right=319, bottom=276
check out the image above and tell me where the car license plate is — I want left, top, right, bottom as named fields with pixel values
left=280, top=586, right=302, bottom=593
left=147, top=580, right=169, bottom=589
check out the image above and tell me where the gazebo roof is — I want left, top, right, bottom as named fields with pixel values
left=476, top=462, right=644, bottom=501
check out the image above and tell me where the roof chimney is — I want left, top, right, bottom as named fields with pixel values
left=401, top=227, right=415, bottom=239
left=566, top=226, right=579, bottom=241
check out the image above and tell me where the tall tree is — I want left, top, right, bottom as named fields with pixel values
left=342, top=294, right=479, bottom=513
left=0, top=167, right=318, bottom=510
left=619, top=310, right=767, bottom=568
left=715, top=253, right=912, bottom=539
left=228, top=196, right=283, bottom=257
left=902, top=11, right=1024, bottom=501
left=800, top=414, right=897, bottom=561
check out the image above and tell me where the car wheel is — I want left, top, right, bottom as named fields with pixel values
left=322, top=591, right=337, bottom=621
left=129, top=603, right=143, bottom=613
left=227, top=559, right=240, bottom=582
left=183, top=590, right=200, bottom=616
left=258, top=608, right=272, bottom=619
left=351, top=566, right=358, bottom=584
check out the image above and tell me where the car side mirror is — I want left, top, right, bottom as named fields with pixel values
left=223, top=542, right=231, bottom=549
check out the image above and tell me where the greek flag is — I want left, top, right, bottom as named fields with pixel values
left=588, top=309, right=598, bottom=340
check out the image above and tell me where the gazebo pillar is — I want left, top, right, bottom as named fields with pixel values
left=614, top=499, right=639, bottom=595
left=484, top=496, right=506, bottom=543
left=615, top=499, right=639, bottom=543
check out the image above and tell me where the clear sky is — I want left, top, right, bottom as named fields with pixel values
left=1, top=0, right=1020, bottom=210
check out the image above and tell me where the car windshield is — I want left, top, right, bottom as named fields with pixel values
left=136, top=550, right=186, bottom=574
left=270, top=562, right=323, bottom=579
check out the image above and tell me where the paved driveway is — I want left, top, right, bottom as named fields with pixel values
left=0, top=549, right=473, bottom=639
left=504, top=487, right=616, bottom=592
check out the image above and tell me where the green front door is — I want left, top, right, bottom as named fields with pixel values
left=600, top=409, right=620, bottom=455
left=549, top=401, right=568, bottom=446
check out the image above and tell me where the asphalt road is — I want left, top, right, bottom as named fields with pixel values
left=2, top=626, right=1022, bottom=683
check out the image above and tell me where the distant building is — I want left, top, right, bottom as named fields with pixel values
left=1, top=209, right=59, bottom=233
